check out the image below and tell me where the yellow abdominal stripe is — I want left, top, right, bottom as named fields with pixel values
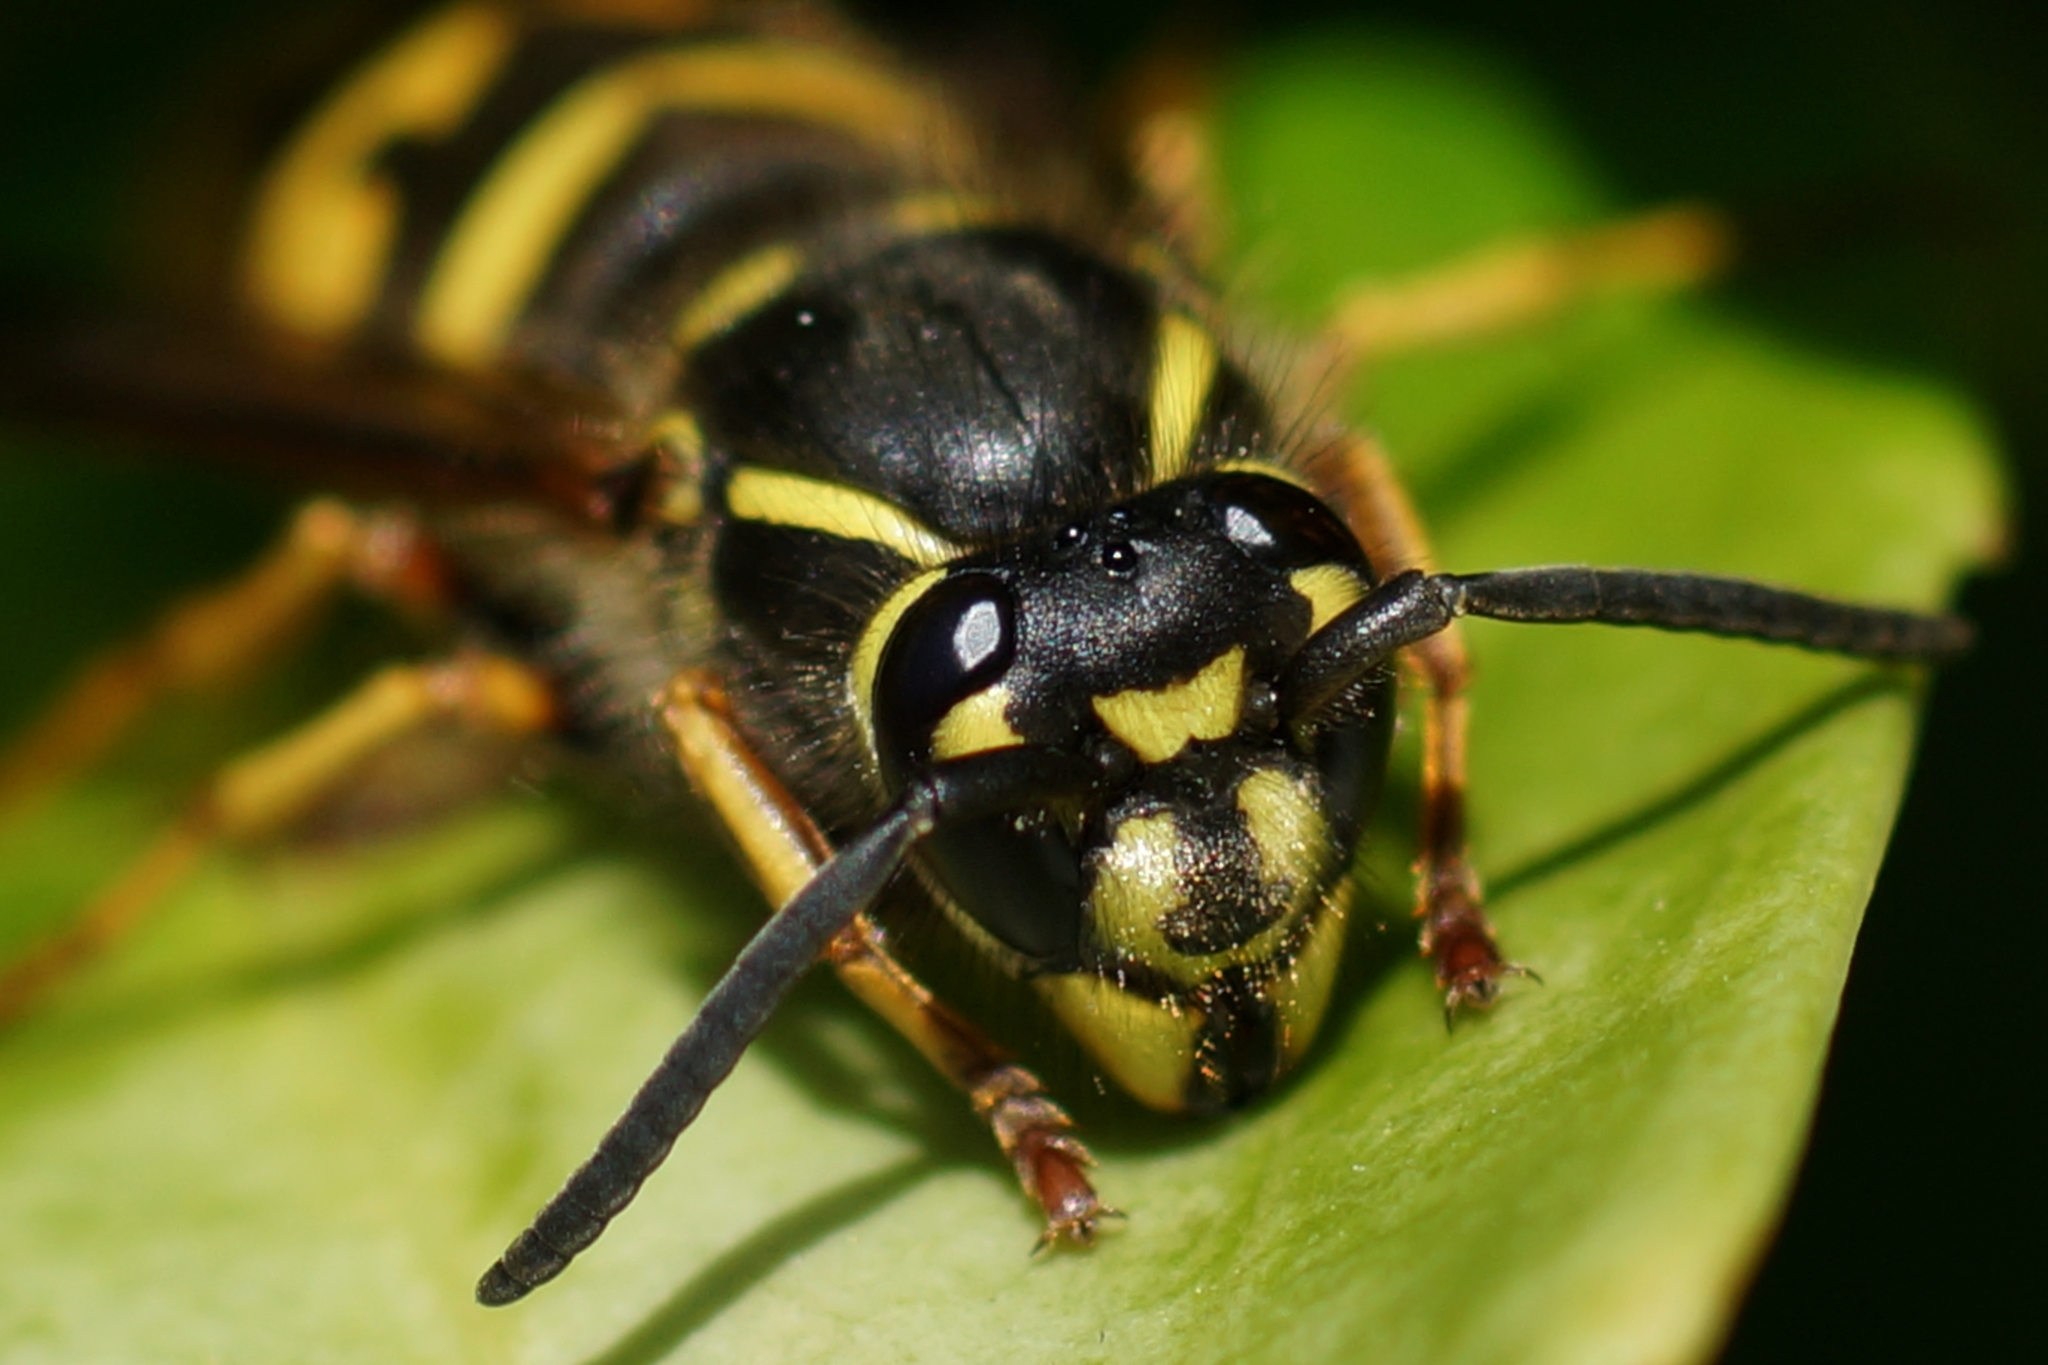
left=242, top=3, right=517, bottom=337
left=408, top=36, right=966, bottom=367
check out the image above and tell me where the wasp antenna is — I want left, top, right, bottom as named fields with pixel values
left=1281, top=565, right=1967, bottom=737
left=477, top=746, right=1097, bottom=1306
left=1446, top=567, right=1972, bottom=661
left=476, top=797, right=934, bottom=1305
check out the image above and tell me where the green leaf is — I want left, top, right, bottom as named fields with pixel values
left=0, top=24, right=2002, bottom=1365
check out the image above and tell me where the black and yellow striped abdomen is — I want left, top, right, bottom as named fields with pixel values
left=240, top=3, right=972, bottom=384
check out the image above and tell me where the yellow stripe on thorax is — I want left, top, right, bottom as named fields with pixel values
left=672, top=244, right=805, bottom=350
left=672, top=193, right=997, bottom=350
left=417, top=41, right=970, bottom=368
left=724, top=466, right=960, bottom=567
left=241, top=3, right=517, bottom=338
left=1146, top=312, right=1219, bottom=485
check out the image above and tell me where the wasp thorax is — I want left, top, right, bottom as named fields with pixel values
left=862, top=471, right=1395, bottom=1111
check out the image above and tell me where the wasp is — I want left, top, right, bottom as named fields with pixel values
left=0, top=0, right=1972, bottom=1313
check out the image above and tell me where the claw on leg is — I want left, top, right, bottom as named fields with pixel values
left=1315, top=431, right=1543, bottom=1018
left=972, top=1065, right=1120, bottom=1250
left=1421, top=871, right=1539, bottom=1023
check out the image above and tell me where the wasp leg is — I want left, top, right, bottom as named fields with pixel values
left=1113, top=43, right=1228, bottom=272
left=0, top=498, right=445, bottom=820
left=1314, top=431, right=1528, bottom=1014
left=1319, top=203, right=1733, bottom=378
left=0, top=652, right=554, bottom=1023
left=660, top=670, right=1114, bottom=1248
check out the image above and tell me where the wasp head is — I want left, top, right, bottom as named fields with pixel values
left=860, top=470, right=1394, bottom=1111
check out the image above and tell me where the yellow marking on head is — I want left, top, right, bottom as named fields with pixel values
left=849, top=568, right=946, bottom=756
left=930, top=686, right=1025, bottom=760
left=416, top=42, right=969, bottom=367
left=1081, top=763, right=1336, bottom=989
left=672, top=243, right=805, bottom=350
left=1087, top=811, right=1185, bottom=967
left=1035, top=973, right=1200, bottom=1113
left=1235, top=767, right=1328, bottom=902
left=1275, top=884, right=1350, bottom=1071
left=241, top=3, right=516, bottom=338
left=1288, top=564, right=1367, bottom=634
left=1146, top=312, right=1219, bottom=485
left=646, top=409, right=706, bottom=524
left=1091, top=646, right=1245, bottom=764
left=725, top=466, right=959, bottom=567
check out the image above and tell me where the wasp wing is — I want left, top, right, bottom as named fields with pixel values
left=0, top=301, right=649, bottom=525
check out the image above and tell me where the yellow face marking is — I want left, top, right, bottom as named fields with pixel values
left=1087, top=811, right=1185, bottom=968
left=849, top=568, right=946, bottom=755
left=672, top=244, right=804, bottom=350
left=1146, top=312, right=1219, bottom=485
left=1082, top=764, right=1334, bottom=989
left=1288, top=564, right=1368, bottom=634
left=646, top=409, right=706, bottom=524
left=1035, top=974, right=1200, bottom=1114
left=1091, top=646, right=1245, bottom=764
left=725, top=466, right=959, bottom=568
left=1275, top=885, right=1350, bottom=1071
left=416, top=42, right=968, bottom=367
left=930, top=686, right=1025, bottom=760
left=1235, top=767, right=1328, bottom=905
left=241, top=3, right=516, bottom=339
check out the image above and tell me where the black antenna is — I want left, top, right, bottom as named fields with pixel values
left=1282, top=567, right=1967, bottom=729
left=476, top=746, right=1096, bottom=1306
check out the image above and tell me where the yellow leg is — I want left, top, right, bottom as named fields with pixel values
left=1110, top=47, right=1727, bottom=368
left=1321, top=203, right=1733, bottom=375
left=1313, top=430, right=1530, bottom=1012
left=1115, top=44, right=1228, bottom=272
left=0, top=498, right=445, bottom=819
left=661, top=671, right=1113, bottom=1245
left=0, top=652, right=555, bottom=1023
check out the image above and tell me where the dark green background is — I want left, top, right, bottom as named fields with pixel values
left=1, top=1, right=2036, bottom=1359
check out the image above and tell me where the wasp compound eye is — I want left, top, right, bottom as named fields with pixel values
left=873, top=571, right=1018, bottom=775
left=1209, top=472, right=1368, bottom=571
